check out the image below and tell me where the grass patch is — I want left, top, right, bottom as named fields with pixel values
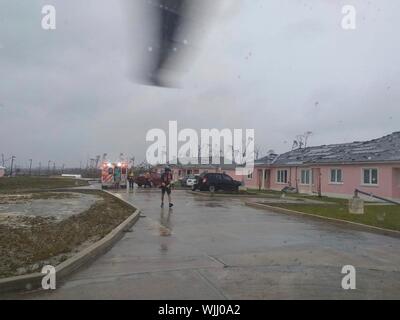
left=247, top=189, right=285, bottom=196
left=0, top=176, right=88, bottom=194
left=199, top=189, right=285, bottom=197
left=271, top=203, right=400, bottom=231
left=0, top=190, right=134, bottom=278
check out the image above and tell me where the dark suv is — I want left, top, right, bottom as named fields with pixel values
left=193, top=173, right=241, bottom=192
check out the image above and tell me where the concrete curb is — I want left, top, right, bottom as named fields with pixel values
left=0, top=190, right=140, bottom=294
left=245, top=201, right=400, bottom=239
left=187, top=190, right=280, bottom=198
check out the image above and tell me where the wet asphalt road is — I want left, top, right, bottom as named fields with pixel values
left=13, top=189, right=400, bottom=299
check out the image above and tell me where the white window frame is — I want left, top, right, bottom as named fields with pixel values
left=300, top=169, right=311, bottom=185
left=276, top=169, right=288, bottom=184
left=362, top=168, right=379, bottom=186
left=330, top=168, right=343, bottom=184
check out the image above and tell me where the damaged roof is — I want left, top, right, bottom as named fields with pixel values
left=255, top=153, right=279, bottom=165
left=273, top=132, right=400, bottom=166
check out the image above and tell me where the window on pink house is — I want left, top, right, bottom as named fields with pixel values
left=330, top=169, right=343, bottom=183
left=300, top=169, right=311, bottom=185
left=277, top=170, right=288, bottom=183
left=363, top=169, right=378, bottom=185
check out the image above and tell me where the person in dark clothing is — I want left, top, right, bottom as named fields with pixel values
left=161, top=167, right=173, bottom=208
left=128, top=171, right=135, bottom=189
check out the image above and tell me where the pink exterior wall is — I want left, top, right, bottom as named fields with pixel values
left=268, top=167, right=296, bottom=191
left=266, top=164, right=399, bottom=200
left=319, top=164, right=395, bottom=199
left=157, top=163, right=400, bottom=200
left=223, top=168, right=261, bottom=188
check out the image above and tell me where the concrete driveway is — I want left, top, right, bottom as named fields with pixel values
left=12, top=189, right=400, bottom=299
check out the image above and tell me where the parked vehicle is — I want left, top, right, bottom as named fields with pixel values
left=185, top=176, right=197, bottom=187
left=180, top=175, right=189, bottom=187
left=134, top=175, right=152, bottom=188
left=134, top=172, right=162, bottom=188
left=192, top=173, right=241, bottom=192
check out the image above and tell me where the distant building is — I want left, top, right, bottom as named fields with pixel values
left=154, top=161, right=236, bottom=181
left=0, top=166, right=5, bottom=177
left=61, top=174, right=82, bottom=179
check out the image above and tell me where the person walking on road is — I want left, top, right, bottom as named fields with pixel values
left=128, top=170, right=135, bottom=190
left=161, top=167, right=173, bottom=208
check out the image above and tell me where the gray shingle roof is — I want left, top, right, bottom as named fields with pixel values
left=255, top=153, right=279, bottom=165
left=273, top=132, right=400, bottom=166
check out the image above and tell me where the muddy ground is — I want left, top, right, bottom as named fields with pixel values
left=0, top=192, right=101, bottom=221
left=0, top=190, right=134, bottom=278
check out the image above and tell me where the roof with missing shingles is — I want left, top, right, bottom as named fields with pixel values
left=272, top=132, right=400, bottom=166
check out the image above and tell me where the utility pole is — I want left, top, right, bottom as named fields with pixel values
left=52, top=162, right=56, bottom=175
left=48, top=160, right=51, bottom=175
left=1, top=154, right=4, bottom=167
left=39, top=162, right=42, bottom=176
left=9, top=156, right=15, bottom=177
left=29, top=159, right=32, bottom=176
left=61, top=164, right=65, bottom=175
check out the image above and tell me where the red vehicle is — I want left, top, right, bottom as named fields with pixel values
left=101, top=161, right=128, bottom=189
left=134, top=172, right=162, bottom=188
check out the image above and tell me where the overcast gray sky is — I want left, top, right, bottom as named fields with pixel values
left=1, top=0, right=399, bottom=168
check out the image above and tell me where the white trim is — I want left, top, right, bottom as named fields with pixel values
left=361, top=167, right=379, bottom=186
left=329, top=168, right=343, bottom=184
left=360, top=184, right=380, bottom=188
left=300, top=169, right=311, bottom=185
left=276, top=169, right=288, bottom=184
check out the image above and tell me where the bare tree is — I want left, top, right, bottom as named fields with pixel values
left=292, top=131, right=313, bottom=149
left=304, top=131, right=313, bottom=147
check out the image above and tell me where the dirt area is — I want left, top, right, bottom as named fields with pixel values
left=0, top=190, right=134, bottom=278
left=0, top=177, right=89, bottom=194
left=0, top=192, right=101, bottom=221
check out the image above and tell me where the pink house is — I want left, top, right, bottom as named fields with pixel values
left=229, top=132, right=400, bottom=201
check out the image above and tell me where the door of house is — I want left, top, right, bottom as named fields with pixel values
left=394, top=168, right=400, bottom=199
left=264, top=170, right=271, bottom=189
left=257, top=169, right=271, bottom=190
left=312, top=168, right=322, bottom=196
left=257, top=169, right=263, bottom=190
